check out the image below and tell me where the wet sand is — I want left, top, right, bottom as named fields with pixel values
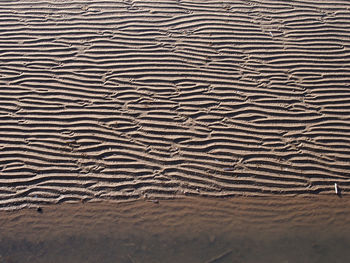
left=1, top=196, right=350, bottom=262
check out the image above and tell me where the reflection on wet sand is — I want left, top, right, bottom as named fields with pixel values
left=1, top=196, right=350, bottom=262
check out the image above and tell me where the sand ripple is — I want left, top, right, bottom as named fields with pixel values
left=0, top=0, right=350, bottom=209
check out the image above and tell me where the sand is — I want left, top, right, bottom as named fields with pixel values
left=0, top=0, right=349, bottom=210
left=1, top=196, right=350, bottom=262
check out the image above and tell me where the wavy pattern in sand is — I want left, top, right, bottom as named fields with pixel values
left=0, top=0, right=350, bottom=209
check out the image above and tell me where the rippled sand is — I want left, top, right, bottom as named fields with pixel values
left=0, top=0, right=350, bottom=210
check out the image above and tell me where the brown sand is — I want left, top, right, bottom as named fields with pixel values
left=1, top=196, right=350, bottom=262
left=0, top=0, right=350, bottom=210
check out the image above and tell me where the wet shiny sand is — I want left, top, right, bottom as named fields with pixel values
left=1, top=196, right=350, bottom=262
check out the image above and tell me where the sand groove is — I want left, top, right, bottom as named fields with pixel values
left=0, top=0, right=350, bottom=209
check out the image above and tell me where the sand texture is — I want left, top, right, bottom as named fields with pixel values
left=0, top=0, right=350, bottom=209
left=1, top=196, right=350, bottom=262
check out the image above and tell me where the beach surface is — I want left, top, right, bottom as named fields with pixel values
left=0, top=0, right=349, bottom=210
left=1, top=196, right=350, bottom=262
left=1, top=1, right=350, bottom=261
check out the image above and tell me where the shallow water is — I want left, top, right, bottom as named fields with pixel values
left=1, top=196, right=350, bottom=262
